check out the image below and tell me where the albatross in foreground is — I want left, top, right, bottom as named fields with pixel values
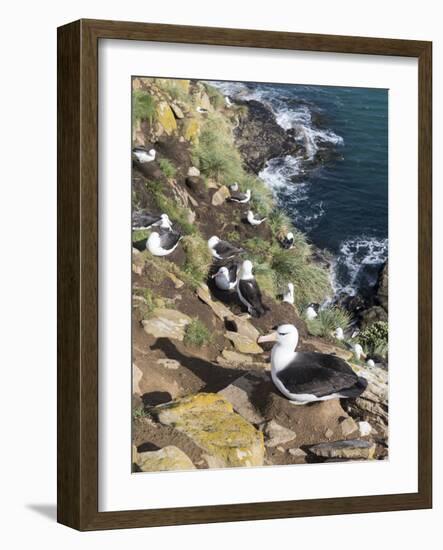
left=146, top=228, right=182, bottom=256
left=258, top=324, right=368, bottom=403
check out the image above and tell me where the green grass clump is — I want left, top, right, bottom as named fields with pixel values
left=133, top=90, right=157, bottom=125
left=181, top=234, right=212, bottom=288
left=358, top=321, right=388, bottom=357
left=203, top=83, right=226, bottom=110
left=132, top=229, right=149, bottom=242
left=132, top=406, right=149, bottom=420
left=184, top=318, right=212, bottom=347
left=144, top=180, right=195, bottom=235
left=306, top=307, right=351, bottom=338
left=192, top=113, right=244, bottom=183
left=155, top=79, right=188, bottom=103
left=158, top=158, right=177, bottom=179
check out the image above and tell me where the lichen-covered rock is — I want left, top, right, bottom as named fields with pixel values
left=339, top=417, right=358, bottom=437
left=308, top=439, right=376, bottom=460
left=211, top=185, right=230, bottom=206
left=154, top=393, right=264, bottom=467
left=220, top=349, right=253, bottom=365
left=133, top=363, right=143, bottom=394
left=187, top=166, right=201, bottom=177
left=136, top=445, right=196, bottom=472
left=263, top=420, right=296, bottom=448
left=218, top=372, right=267, bottom=424
left=170, top=103, right=184, bottom=119
left=156, top=101, right=177, bottom=135
left=224, top=331, right=263, bottom=354
left=182, top=117, right=200, bottom=143
left=141, top=308, right=191, bottom=340
left=175, top=79, right=190, bottom=93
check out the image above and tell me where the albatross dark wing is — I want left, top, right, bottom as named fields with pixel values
left=132, top=211, right=160, bottom=229
left=158, top=229, right=182, bottom=251
left=238, top=279, right=265, bottom=317
left=277, top=353, right=365, bottom=398
left=214, top=240, right=244, bottom=258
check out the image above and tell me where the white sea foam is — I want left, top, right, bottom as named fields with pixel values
left=330, top=237, right=388, bottom=297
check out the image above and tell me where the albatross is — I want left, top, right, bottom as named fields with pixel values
left=132, top=212, right=173, bottom=231
left=211, top=264, right=237, bottom=291
left=228, top=189, right=251, bottom=204
left=258, top=324, right=368, bottom=403
left=246, top=210, right=267, bottom=226
left=237, top=260, right=266, bottom=317
left=146, top=228, right=182, bottom=256
left=281, top=231, right=295, bottom=249
left=132, top=147, right=156, bottom=163
left=207, top=236, right=244, bottom=261
left=282, top=282, right=295, bottom=305
left=305, top=303, right=319, bottom=320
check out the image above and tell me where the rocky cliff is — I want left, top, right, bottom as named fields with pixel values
left=131, top=78, right=388, bottom=472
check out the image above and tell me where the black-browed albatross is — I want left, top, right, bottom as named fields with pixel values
left=258, top=324, right=367, bottom=403
left=146, top=227, right=182, bottom=257
left=207, top=236, right=244, bottom=261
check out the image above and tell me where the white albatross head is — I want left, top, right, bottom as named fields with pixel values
left=239, top=259, right=254, bottom=279
left=212, top=266, right=229, bottom=278
left=258, top=324, right=299, bottom=351
left=287, top=232, right=294, bottom=240
left=159, top=213, right=172, bottom=228
left=207, top=236, right=220, bottom=249
left=148, top=148, right=156, bottom=158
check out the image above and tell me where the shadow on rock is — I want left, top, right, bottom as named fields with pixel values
left=150, top=338, right=247, bottom=393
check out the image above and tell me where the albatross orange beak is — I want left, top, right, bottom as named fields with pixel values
left=257, top=331, right=277, bottom=344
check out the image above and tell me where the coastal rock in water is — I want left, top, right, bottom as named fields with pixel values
left=376, top=261, right=388, bottom=311
left=154, top=393, right=264, bottom=467
left=263, top=420, right=297, bottom=448
left=211, top=185, right=231, bottom=206
left=141, top=308, right=192, bottom=341
left=224, top=331, right=263, bottom=354
left=234, top=99, right=298, bottom=173
left=136, top=445, right=196, bottom=472
left=359, top=305, right=388, bottom=329
left=308, top=439, right=376, bottom=460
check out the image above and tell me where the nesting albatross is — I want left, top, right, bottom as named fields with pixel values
left=207, top=236, right=244, bottom=261
left=211, top=264, right=237, bottom=291
left=237, top=260, right=266, bottom=318
left=146, top=228, right=182, bottom=256
left=132, top=212, right=172, bottom=231
left=258, top=324, right=368, bottom=404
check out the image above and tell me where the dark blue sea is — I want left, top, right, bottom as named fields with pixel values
left=213, top=80, right=388, bottom=300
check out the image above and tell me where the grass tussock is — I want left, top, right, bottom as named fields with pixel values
left=144, top=180, right=195, bottom=235
left=155, top=79, right=188, bottom=103
left=203, top=83, right=226, bottom=110
left=184, top=318, right=212, bottom=347
left=158, top=158, right=177, bottom=179
left=243, top=237, right=330, bottom=308
left=133, top=90, right=157, bottom=125
left=358, top=321, right=388, bottom=358
left=181, top=234, right=212, bottom=288
left=306, top=307, right=351, bottom=338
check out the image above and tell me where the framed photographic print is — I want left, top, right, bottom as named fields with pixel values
left=57, top=19, right=432, bottom=530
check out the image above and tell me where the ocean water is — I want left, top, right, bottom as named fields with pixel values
left=212, top=80, right=388, bottom=299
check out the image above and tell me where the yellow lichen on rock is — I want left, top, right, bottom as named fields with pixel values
left=154, top=393, right=265, bottom=468
left=182, top=117, right=200, bottom=143
left=136, top=446, right=196, bottom=472
left=175, top=79, right=190, bottom=93
left=156, top=100, right=177, bottom=135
